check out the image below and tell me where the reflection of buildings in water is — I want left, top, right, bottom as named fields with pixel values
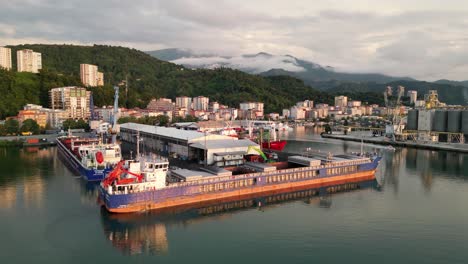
left=0, top=185, right=17, bottom=209
left=380, top=148, right=403, bottom=194
left=22, top=176, right=45, bottom=209
left=106, top=221, right=169, bottom=256
left=405, top=148, right=468, bottom=192
left=101, top=180, right=378, bottom=256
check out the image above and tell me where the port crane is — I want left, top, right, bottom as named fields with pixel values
left=110, top=85, right=119, bottom=144
left=384, top=85, right=405, bottom=141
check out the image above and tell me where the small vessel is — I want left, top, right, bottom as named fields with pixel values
left=261, top=123, right=287, bottom=151
left=99, top=150, right=381, bottom=213
left=57, top=134, right=122, bottom=181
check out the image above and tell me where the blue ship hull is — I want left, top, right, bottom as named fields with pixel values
left=100, top=156, right=382, bottom=213
left=57, top=138, right=112, bottom=181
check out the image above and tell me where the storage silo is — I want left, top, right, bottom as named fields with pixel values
left=418, top=109, right=435, bottom=131
left=447, top=110, right=462, bottom=133
left=432, top=110, right=448, bottom=132
left=462, top=110, right=468, bottom=135
left=406, top=109, right=418, bottom=130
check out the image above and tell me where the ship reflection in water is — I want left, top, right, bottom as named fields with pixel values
left=100, top=179, right=380, bottom=256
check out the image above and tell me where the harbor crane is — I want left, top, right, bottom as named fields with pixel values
left=110, top=85, right=119, bottom=144
left=384, top=85, right=405, bottom=141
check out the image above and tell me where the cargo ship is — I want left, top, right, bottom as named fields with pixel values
left=99, top=152, right=381, bottom=213
left=57, top=135, right=122, bottom=181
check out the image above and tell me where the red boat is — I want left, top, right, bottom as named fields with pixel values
left=262, top=140, right=287, bottom=151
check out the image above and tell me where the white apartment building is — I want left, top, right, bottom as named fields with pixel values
left=193, top=96, right=210, bottom=111
left=17, top=49, right=42, bottom=73
left=407, top=90, right=417, bottom=105
left=334, top=96, right=348, bottom=108
left=0, top=47, right=12, bottom=70
left=80, top=64, right=104, bottom=87
left=176, top=96, right=192, bottom=109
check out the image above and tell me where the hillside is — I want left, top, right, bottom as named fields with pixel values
left=2, top=44, right=340, bottom=118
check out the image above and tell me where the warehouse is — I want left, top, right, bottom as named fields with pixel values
left=120, top=123, right=259, bottom=166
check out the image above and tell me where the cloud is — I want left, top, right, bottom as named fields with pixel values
left=1, top=0, right=468, bottom=80
left=172, top=54, right=307, bottom=73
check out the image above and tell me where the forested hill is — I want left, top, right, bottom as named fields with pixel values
left=1, top=44, right=386, bottom=119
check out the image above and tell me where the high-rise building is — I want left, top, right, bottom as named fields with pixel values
left=193, top=96, right=210, bottom=111
left=0, top=47, right=12, bottom=70
left=176, top=96, right=192, bottom=109
left=17, top=49, right=42, bottom=73
left=407, top=90, right=417, bottom=105
left=80, top=64, right=104, bottom=87
left=334, top=96, right=348, bottom=108
left=49, top=86, right=91, bottom=119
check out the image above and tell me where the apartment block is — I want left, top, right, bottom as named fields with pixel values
left=50, top=86, right=91, bottom=119
left=0, top=47, right=12, bottom=70
left=17, top=49, right=42, bottom=73
left=80, top=64, right=104, bottom=87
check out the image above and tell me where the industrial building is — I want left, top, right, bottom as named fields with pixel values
left=120, top=123, right=259, bottom=166
left=406, top=108, right=468, bottom=143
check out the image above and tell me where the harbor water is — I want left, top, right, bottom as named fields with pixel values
left=1, top=127, right=468, bottom=264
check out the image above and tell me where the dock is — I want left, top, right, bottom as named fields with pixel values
left=321, top=133, right=468, bottom=153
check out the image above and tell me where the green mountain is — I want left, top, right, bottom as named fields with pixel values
left=1, top=44, right=339, bottom=118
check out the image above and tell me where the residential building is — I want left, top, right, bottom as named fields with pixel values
left=193, top=96, right=209, bottom=111
left=239, top=102, right=264, bottom=119
left=19, top=104, right=66, bottom=128
left=17, top=49, right=42, bottom=73
left=0, top=47, right=12, bottom=70
left=97, top=72, right=104, bottom=86
left=80, top=64, right=104, bottom=87
left=49, top=86, right=91, bottom=119
left=348, top=100, right=362, bottom=108
left=210, top=102, right=220, bottom=112
left=17, top=109, right=47, bottom=128
left=176, top=96, right=192, bottom=109
left=290, top=106, right=306, bottom=120
left=147, top=98, right=174, bottom=111
left=334, top=96, right=348, bottom=108
left=407, top=90, right=417, bottom=105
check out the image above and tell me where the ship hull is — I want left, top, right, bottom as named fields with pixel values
left=262, top=140, right=287, bottom=151
left=56, top=138, right=111, bottom=181
left=100, top=157, right=381, bottom=213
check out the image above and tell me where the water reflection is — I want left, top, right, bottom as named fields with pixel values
left=0, top=147, right=56, bottom=210
left=100, top=179, right=379, bottom=256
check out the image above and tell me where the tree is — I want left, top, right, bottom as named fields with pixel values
left=62, top=118, right=90, bottom=131
left=4, top=119, right=19, bottom=135
left=20, top=119, right=40, bottom=135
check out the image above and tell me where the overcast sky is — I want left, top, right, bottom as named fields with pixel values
left=1, top=0, right=468, bottom=81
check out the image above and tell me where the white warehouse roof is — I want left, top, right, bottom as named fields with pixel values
left=190, top=139, right=258, bottom=150
left=120, top=123, right=236, bottom=142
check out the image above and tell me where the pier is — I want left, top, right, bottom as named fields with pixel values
left=321, top=133, right=468, bottom=153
